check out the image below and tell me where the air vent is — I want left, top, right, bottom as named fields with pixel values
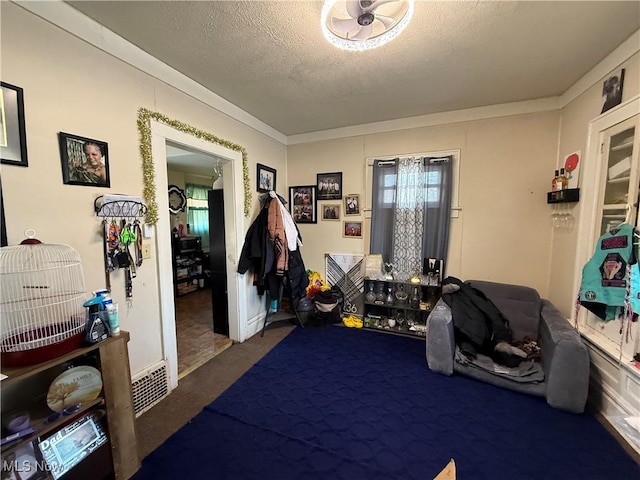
left=131, top=361, right=170, bottom=417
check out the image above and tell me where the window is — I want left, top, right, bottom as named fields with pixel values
left=367, top=152, right=459, bottom=280
left=185, top=183, right=210, bottom=249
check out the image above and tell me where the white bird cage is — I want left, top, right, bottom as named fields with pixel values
left=0, top=237, right=87, bottom=367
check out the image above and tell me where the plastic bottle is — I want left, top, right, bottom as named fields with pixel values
left=106, top=302, right=120, bottom=335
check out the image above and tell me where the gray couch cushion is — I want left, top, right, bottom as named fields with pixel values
left=468, top=280, right=541, bottom=341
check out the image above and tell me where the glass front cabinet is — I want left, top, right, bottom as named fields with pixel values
left=583, top=113, right=640, bottom=362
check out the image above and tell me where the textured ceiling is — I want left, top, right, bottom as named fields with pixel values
left=66, top=1, right=640, bottom=137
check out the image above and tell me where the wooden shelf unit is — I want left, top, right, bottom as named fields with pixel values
left=1, top=333, right=140, bottom=480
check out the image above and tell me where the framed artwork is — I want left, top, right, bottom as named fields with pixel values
left=0, top=82, right=28, bottom=167
left=344, top=194, right=360, bottom=216
left=343, top=221, right=362, bottom=238
left=59, top=132, right=110, bottom=187
left=256, top=163, right=276, bottom=193
left=289, top=185, right=317, bottom=224
left=601, top=68, right=624, bottom=114
left=316, top=172, right=342, bottom=200
left=563, top=150, right=581, bottom=189
left=321, top=203, right=340, bottom=221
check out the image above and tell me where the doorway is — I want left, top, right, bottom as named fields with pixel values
left=166, top=143, right=232, bottom=378
left=150, top=120, right=248, bottom=390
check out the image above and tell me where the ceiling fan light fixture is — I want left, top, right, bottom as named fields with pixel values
left=321, top=0, right=414, bottom=51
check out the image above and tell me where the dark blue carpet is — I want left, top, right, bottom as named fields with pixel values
left=134, top=326, right=639, bottom=480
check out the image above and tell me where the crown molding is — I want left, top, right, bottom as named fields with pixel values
left=287, top=97, right=562, bottom=145
left=15, top=0, right=288, bottom=145
left=560, top=29, right=640, bottom=109
left=15, top=2, right=639, bottom=148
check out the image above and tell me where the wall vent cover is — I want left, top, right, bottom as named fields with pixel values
left=131, top=361, right=169, bottom=417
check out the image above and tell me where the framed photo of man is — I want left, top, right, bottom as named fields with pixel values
left=344, top=194, right=360, bottom=216
left=59, top=132, right=110, bottom=187
left=289, top=185, right=317, bottom=224
left=316, top=172, right=342, bottom=200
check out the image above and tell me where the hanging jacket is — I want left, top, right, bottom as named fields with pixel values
left=579, top=223, right=637, bottom=321
left=238, top=195, right=308, bottom=303
left=441, top=276, right=512, bottom=356
left=267, top=196, right=288, bottom=276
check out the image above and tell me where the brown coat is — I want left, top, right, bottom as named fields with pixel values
left=267, top=198, right=288, bottom=275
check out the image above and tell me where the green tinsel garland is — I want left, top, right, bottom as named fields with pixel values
left=137, top=107, right=252, bottom=225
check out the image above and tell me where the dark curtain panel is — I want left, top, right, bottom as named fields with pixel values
left=421, top=156, right=453, bottom=272
left=369, top=159, right=397, bottom=264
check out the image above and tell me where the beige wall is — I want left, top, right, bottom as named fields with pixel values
left=288, top=112, right=561, bottom=297
left=3, top=2, right=639, bottom=374
left=1, top=3, right=287, bottom=374
left=550, top=51, right=640, bottom=316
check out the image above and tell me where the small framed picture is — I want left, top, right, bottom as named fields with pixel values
left=601, top=68, right=624, bottom=114
left=344, top=194, right=360, bottom=216
left=59, top=132, right=110, bottom=187
left=256, top=163, right=276, bottom=193
left=343, top=221, right=362, bottom=238
left=321, top=203, right=340, bottom=221
left=289, top=185, right=317, bottom=224
left=317, top=172, right=342, bottom=200
left=0, top=82, right=28, bottom=167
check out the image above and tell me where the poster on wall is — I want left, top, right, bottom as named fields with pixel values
left=325, top=253, right=364, bottom=316
left=564, top=150, right=581, bottom=189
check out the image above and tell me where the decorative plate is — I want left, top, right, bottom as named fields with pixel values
left=46, top=365, right=103, bottom=412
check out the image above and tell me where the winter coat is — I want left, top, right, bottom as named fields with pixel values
left=441, top=276, right=512, bottom=356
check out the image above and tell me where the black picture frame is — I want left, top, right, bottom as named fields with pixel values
left=601, top=68, right=625, bottom=114
left=289, top=185, right=317, bottom=224
left=58, top=132, right=110, bottom=187
left=257, top=163, right=276, bottom=193
left=316, top=172, right=342, bottom=200
left=0, top=82, right=28, bottom=167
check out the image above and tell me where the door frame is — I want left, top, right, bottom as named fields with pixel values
left=150, top=120, right=247, bottom=389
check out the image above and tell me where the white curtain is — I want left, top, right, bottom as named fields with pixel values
left=392, top=158, right=425, bottom=280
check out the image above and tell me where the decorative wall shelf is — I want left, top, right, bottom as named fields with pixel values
left=547, top=188, right=580, bottom=204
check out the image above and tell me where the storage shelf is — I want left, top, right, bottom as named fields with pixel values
left=610, top=140, right=634, bottom=151
left=607, top=176, right=631, bottom=184
left=1, top=398, right=104, bottom=454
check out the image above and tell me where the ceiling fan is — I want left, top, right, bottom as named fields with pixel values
left=321, top=0, right=414, bottom=51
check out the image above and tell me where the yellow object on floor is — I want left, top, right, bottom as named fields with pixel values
left=342, top=315, right=363, bottom=328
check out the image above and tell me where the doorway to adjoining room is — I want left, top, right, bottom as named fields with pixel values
left=166, top=142, right=232, bottom=379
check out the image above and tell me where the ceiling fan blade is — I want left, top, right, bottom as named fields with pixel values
left=346, top=0, right=363, bottom=18
left=331, top=17, right=360, bottom=34
left=367, top=0, right=401, bottom=12
left=350, top=24, right=374, bottom=41
left=374, top=14, right=397, bottom=29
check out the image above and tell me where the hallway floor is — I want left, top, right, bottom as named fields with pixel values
left=175, top=288, right=232, bottom=379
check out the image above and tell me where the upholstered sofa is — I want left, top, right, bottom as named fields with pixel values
left=425, top=280, right=590, bottom=413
